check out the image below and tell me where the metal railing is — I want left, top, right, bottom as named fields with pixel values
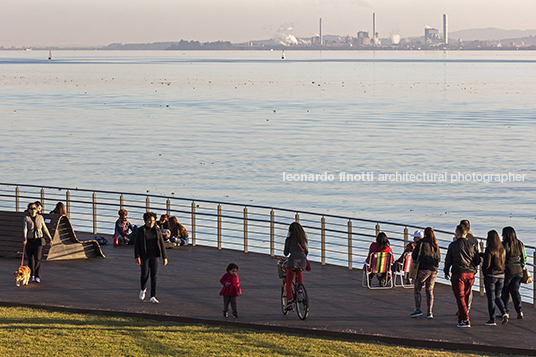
left=1, top=182, right=534, bottom=307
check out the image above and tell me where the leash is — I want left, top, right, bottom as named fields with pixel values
left=21, top=242, right=26, bottom=267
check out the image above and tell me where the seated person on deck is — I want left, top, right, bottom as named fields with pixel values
left=158, top=214, right=171, bottom=241
left=169, top=216, right=189, bottom=246
left=114, top=209, right=137, bottom=246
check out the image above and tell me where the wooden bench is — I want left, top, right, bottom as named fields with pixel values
left=0, top=211, right=105, bottom=260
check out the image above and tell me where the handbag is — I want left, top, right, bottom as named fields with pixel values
left=298, top=244, right=311, bottom=271
left=408, top=242, right=422, bottom=280
left=521, top=268, right=532, bottom=284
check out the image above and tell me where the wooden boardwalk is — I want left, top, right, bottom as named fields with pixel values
left=0, top=234, right=535, bottom=356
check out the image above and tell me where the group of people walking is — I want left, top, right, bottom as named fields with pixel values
left=366, top=220, right=528, bottom=328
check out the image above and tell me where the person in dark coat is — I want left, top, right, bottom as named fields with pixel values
left=135, top=211, right=168, bottom=304
left=501, top=226, right=527, bottom=320
left=444, top=224, right=481, bottom=328
left=284, top=222, right=308, bottom=306
left=410, top=227, right=440, bottom=319
left=482, top=230, right=507, bottom=326
left=23, top=202, right=53, bottom=283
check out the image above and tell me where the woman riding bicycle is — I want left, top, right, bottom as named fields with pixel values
left=284, top=222, right=308, bottom=308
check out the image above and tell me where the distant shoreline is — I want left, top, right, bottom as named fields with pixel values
left=2, top=47, right=536, bottom=51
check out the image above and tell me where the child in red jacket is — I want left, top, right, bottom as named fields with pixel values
left=220, top=263, right=241, bottom=318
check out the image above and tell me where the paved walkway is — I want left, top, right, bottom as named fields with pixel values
left=1, top=234, right=535, bottom=356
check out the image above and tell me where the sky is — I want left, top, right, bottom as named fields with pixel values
left=1, top=0, right=535, bottom=47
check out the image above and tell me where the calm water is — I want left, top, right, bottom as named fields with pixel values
left=1, top=50, right=535, bottom=244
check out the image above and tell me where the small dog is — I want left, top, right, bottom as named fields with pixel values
left=13, top=266, right=31, bottom=287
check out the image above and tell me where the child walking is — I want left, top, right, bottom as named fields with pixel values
left=220, top=263, right=241, bottom=318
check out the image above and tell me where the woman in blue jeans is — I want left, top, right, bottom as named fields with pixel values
left=482, top=230, right=507, bottom=325
left=501, top=226, right=526, bottom=320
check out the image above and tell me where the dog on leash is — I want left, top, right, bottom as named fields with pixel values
left=13, top=266, right=31, bottom=286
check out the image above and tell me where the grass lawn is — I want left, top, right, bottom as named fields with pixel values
left=0, top=307, right=523, bottom=357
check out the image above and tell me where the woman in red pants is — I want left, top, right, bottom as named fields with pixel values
left=284, top=222, right=308, bottom=307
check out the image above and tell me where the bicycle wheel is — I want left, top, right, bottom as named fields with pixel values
left=281, top=280, right=289, bottom=315
left=295, top=283, right=309, bottom=320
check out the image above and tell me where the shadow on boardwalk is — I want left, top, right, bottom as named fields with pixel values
left=1, top=235, right=535, bottom=356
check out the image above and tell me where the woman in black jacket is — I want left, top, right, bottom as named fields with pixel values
left=482, top=230, right=507, bottom=325
left=501, top=226, right=526, bottom=320
left=410, top=227, right=440, bottom=319
left=135, top=211, right=168, bottom=304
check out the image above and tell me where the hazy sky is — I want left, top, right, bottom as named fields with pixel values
left=1, top=0, right=535, bottom=47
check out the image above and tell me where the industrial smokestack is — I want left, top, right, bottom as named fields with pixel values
left=443, top=14, right=448, bottom=45
left=319, top=18, right=323, bottom=45
left=373, top=13, right=376, bottom=39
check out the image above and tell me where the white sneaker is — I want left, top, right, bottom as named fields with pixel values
left=139, top=289, right=146, bottom=300
left=150, top=297, right=159, bottom=304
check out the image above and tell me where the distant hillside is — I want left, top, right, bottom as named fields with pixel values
left=448, top=28, right=536, bottom=41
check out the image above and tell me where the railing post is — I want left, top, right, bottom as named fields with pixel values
left=321, top=216, right=326, bottom=265
left=92, top=192, right=97, bottom=234
left=404, top=227, right=409, bottom=249
left=145, top=197, right=150, bottom=212
left=166, top=199, right=171, bottom=216
left=243, top=207, right=248, bottom=253
left=348, top=220, right=353, bottom=270
left=41, top=188, right=45, bottom=211
left=217, top=204, right=222, bottom=250
left=120, top=195, right=124, bottom=210
left=191, top=202, right=196, bottom=247
left=15, top=186, right=19, bottom=212
left=295, top=213, right=299, bottom=223
left=66, top=190, right=70, bottom=217
left=270, top=210, right=275, bottom=257
left=375, top=223, right=380, bottom=236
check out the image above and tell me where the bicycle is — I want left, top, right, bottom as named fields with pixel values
left=278, top=258, right=309, bottom=320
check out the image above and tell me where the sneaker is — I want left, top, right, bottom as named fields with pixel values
left=223, top=312, right=228, bottom=318
left=501, top=313, right=509, bottom=324
left=517, top=312, right=524, bottom=320
left=426, top=312, right=434, bottom=319
left=485, top=319, right=496, bottom=326
left=233, top=314, right=238, bottom=318
left=149, top=297, right=159, bottom=304
left=495, top=312, right=503, bottom=318
left=35, top=278, right=40, bottom=283
left=285, top=300, right=294, bottom=311
left=30, top=276, right=35, bottom=282
left=457, top=320, right=471, bottom=328
left=139, top=289, right=146, bottom=300
left=410, top=310, right=423, bottom=318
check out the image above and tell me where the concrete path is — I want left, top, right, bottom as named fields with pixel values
left=1, top=234, right=535, bottom=356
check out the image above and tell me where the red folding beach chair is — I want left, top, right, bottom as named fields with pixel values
left=394, top=252, right=413, bottom=288
left=362, top=251, right=393, bottom=289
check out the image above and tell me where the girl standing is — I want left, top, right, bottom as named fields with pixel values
left=501, top=226, right=527, bottom=320
left=220, top=263, right=241, bottom=318
left=410, top=227, right=440, bottom=318
left=482, top=230, right=507, bottom=325
left=23, top=202, right=53, bottom=283
left=135, top=211, right=168, bottom=304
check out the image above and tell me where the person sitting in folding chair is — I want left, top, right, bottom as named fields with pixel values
left=392, top=230, right=423, bottom=284
left=365, top=232, right=394, bottom=287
